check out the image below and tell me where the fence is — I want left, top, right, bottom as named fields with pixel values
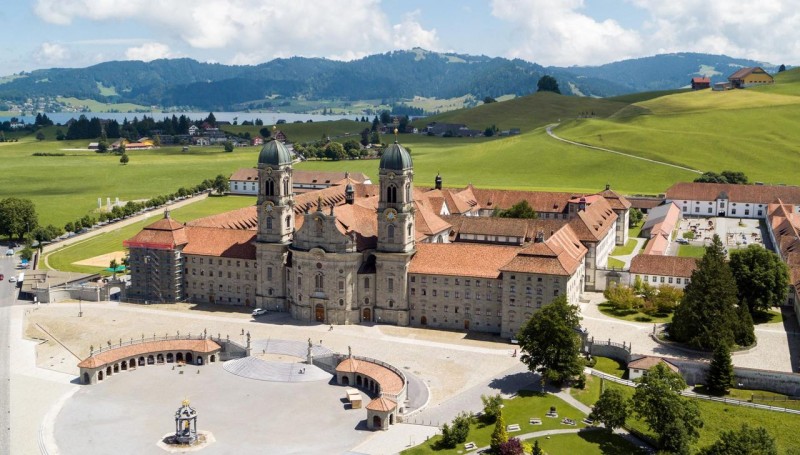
left=586, top=368, right=800, bottom=415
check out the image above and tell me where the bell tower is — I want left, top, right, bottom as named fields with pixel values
left=257, top=140, right=294, bottom=244
left=377, top=140, right=414, bottom=253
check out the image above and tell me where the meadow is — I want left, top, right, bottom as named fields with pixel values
left=42, top=195, right=255, bottom=274
left=555, top=69, right=800, bottom=186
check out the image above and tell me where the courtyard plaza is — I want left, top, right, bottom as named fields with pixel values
left=10, top=292, right=798, bottom=454
left=15, top=299, right=519, bottom=454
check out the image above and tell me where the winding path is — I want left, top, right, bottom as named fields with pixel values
left=545, top=124, right=703, bottom=174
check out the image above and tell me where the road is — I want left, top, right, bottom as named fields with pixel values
left=0, top=255, right=18, bottom=454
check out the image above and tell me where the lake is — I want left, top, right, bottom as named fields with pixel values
left=0, top=111, right=355, bottom=125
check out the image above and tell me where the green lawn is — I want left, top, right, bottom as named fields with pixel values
left=555, top=87, right=800, bottom=185
left=752, top=309, right=783, bottom=325
left=594, top=357, right=627, bottom=378
left=597, top=302, right=674, bottom=323
left=611, top=239, right=638, bottom=256
left=42, top=195, right=255, bottom=274
left=692, top=385, right=800, bottom=411
left=607, top=257, right=625, bottom=269
left=628, top=221, right=643, bottom=239
left=678, top=245, right=706, bottom=258
left=401, top=390, right=632, bottom=455
left=533, top=431, right=645, bottom=455
left=583, top=381, right=800, bottom=453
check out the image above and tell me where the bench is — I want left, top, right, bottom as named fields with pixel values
left=464, top=442, right=476, bottom=451
left=506, top=424, right=521, bottom=432
left=545, top=412, right=558, bottom=418
left=529, top=417, right=542, bottom=425
left=582, top=417, right=594, bottom=425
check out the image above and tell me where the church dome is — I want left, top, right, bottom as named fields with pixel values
left=379, top=142, right=412, bottom=171
left=258, top=140, right=292, bottom=166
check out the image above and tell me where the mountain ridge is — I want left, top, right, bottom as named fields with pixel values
left=0, top=49, right=779, bottom=111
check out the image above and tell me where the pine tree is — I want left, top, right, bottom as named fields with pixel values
left=671, top=235, right=748, bottom=350
left=490, top=413, right=508, bottom=452
left=706, top=343, right=734, bottom=396
left=532, top=440, right=543, bottom=455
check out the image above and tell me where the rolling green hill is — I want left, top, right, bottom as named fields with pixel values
left=554, top=71, right=800, bottom=186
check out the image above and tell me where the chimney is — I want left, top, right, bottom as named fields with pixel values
left=345, top=184, right=355, bottom=205
left=535, top=231, right=544, bottom=243
left=578, top=197, right=587, bottom=212
left=435, top=173, right=442, bottom=190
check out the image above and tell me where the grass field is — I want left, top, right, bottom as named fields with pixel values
left=555, top=78, right=800, bottom=185
left=0, top=136, right=262, bottom=227
left=42, top=195, right=255, bottom=275
left=607, top=257, right=625, bottom=268
left=678, top=245, right=706, bottom=258
left=401, top=390, right=641, bottom=455
left=578, top=379, right=800, bottom=453
left=598, top=302, right=674, bottom=323
left=611, top=239, right=638, bottom=256
left=56, top=97, right=150, bottom=113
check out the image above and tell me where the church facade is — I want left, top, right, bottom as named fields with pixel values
left=126, top=140, right=627, bottom=338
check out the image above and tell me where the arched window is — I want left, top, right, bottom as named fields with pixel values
left=387, top=185, right=397, bottom=203
left=315, top=273, right=324, bottom=291
left=407, top=223, right=412, bottom=237
left=266, top=216, right=273, bottom=230
left=283, top=178, right=289, bottom=195
left=285, top=216, right=291, bottom=228
left=405, top=183, right=411, bottom=202
left=266, top=179, right=275, bottom=196
left=387, top=224, right=395, bottom=241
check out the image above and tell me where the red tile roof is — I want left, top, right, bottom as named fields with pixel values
left=124, top=216, right=188, bottom=250
left=629, top=255, right=698, bottom=278
left=229, top=168, right=370, bottom=185
left=410, top=243, right=521, bottom=278
left=78, top=339, right=221, bottom=369
left=366, top=396, right=397, bottom=412
left=187, top=205, right=258, bottom=230
left=335, top=358, right=404, bottom=394
left=692, top=77, right=711, bottom=83
left=628, top=356, right=679, bottom=372
left=182, top=227, right=256, bottom=259
left=666, top=182, right=800, bottom=205
left=471, top=188, right=576, bottom=214
left=569, top=197, right=617, bottom=242
left=501, top=225, right=586, bottom=276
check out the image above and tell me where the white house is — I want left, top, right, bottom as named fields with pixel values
left=627, top=356, right=680, bottom=380
left=629, top=255, right=698, bottom=290
left=665, top=182, right=800, bottom=219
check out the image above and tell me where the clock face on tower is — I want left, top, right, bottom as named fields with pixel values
left=384, top=208, right=398, bottom=221
left=264, top=201, right=274, bottom=213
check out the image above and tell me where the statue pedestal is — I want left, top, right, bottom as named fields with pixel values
left=157, top=431, right=215, bottom=452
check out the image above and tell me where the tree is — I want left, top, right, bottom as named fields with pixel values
left=64, top=221, right=75, bottom=233
left=0, top=197, right=39, bottom=240
left=537, top=75, right=561, bottom=94
left=671, top=235, right=751, bottom=349
left=705, top=343, right=734, bottom=396
left=117, top=142, right=126, bottom=155
left=517, top=296, right=583, bottom=384
left=652, top=285, right=683, bottom=314
left=590, top=388, right=628, bottom=431
left=97, top=140, right=109, bottom=153
left=325, top=142, right=346, bottom=161
left=483, top=96, right=497, bottom=104
left=119, top=153, right=129, bottom=165
left=629, top=207, right=643, bottom=227
left=729, top=245, right=789, bottom=314
left=698, top=424, right=777, bottom=455
left=694, top=172, right=727, bottom=184
left=484, top=126, right=495, bottom=137
left=494, top=200, right=538, bottom=219
left=223, top=141, right=234, bottom=152
left=35, top=131, right=45, bottom=141
left=632, top=363, right=703, bottom=454
left=379, top=111, right=391, bottom=125
left=532, top=440, right=543, bottom=455
left=720, top=170, right=748, bottom=184
left=480, top=393, right=503, bottom=423
left=603, top=284, right=642, bottom=310
left=490, top=413, right=508, bottom=452
left=779, top=64, right=787, bottom=72
left=205, top=112, right=216, bottom=126
left=370, top=131, right=381, bottom=144
left=439, top=411, right=471, bottom=449
left=213, top=174, right=228, bottom=195
left=497, top=437, right=524, bottom=455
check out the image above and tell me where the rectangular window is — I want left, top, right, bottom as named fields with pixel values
left=465, top=279, right=471, bottom=286
left=432, top=277, right=437, bottom=284
left=432, top=290, right=437, bottom=297
left=455, top=291, right=460, bottom=298
left=267, top=267, right=273, bottom=280
left=676, top=278, right=682, bottom=284
left=660, top=277, right=665, bottom=283
left=411, top=288, right=416, bottom=296
left=339, top=281, right=344, bottom=292
left=364, top=278, right=370, bottom=289
left=444, top=291, right=450, bottom=298
left=465, top=291, right=471, bottom=299
left=410, top=276, right=416, bottom=283
left=388, top=278, right=394, bottom=293
left=668, top=277, right=673, bottom=284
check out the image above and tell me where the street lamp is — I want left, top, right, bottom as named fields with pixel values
left=79, top=295, right=83, bottom=317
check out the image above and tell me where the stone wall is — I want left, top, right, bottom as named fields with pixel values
left=667, top=357, right=800, bottom=396
left=586, top=337, right=632, bottom=364
left=215, top=338, right=248, bottom=361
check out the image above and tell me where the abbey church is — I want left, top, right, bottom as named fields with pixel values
left=125, top=140, right=629, bottom=338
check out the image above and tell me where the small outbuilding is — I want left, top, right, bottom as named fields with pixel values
left=366, top=396, right=397, bottom=431
left=691, top=77, right=711, bottom=90
left=627, top=356, right=680, bottom=380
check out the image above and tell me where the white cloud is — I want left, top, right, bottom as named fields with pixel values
left=491, top=0, right=800, bottom=66
left=125, top=42, right=172, bottom=61
left=392, top=10, right=440, bottom=51
left=491, top=0, right=643, bottom=66
left=35, top=42, right=71, bottom=65
left=31, top=0, right=440, bottom=65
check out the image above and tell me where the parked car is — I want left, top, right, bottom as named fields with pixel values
left=0, top=274, right=4, bottom=281
left=676, top=238, right=689, bottom=244
left=8, top=277, right=16, bottom=283
left=252, top=308, right=268, bottom=317
left=5, top=249, right=13, bottom=256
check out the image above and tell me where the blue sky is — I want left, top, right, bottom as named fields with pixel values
left=1, top=0, right=797, bottom=75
